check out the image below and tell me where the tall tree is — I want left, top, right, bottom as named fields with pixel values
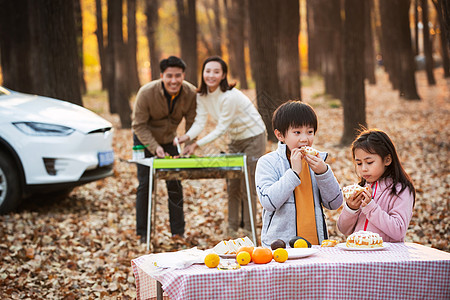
left=107, top=0, right=132, bottom=128
left=432, top=0, right=450, bottom=77
left=176, top=0, right=198, bottom=85
left=203, top=0, right=222, bottom=56
left=306, top=0, right=320, bottom=74
left=0, top=0, right=33, bottom=93
left=74, top=0, right=87, bottom=94
left=146, top=0, right=162, bottom=81
left=421, top=0, right=436, bottom=85
left=224, top=0, right=248, bottom=89
left=95, top=0, right=107, bottom=90
left=248, top=0, right=283, bottom=142
left=277, top=0, right=301, bottom=101
left=127, top=0, right=141, bottom=92
left=364, top=0, right=376, bottom=84
left=341, top=0, right=367, bottom=145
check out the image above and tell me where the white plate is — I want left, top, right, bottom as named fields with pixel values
left=285, top=248, right=319, bottom=259
left=217, top=253, right=236, bottom=258
left=336, top=242, right=390, bottom=251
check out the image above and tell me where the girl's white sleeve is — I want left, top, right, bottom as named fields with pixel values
left=185, top=96, right=208, bottom=140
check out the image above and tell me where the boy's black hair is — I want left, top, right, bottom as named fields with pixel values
left=272, top=100, right=318, bottom=136
left=160, top=56, right=186, bottom=73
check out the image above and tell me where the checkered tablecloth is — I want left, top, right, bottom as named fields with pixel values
left=131, top=243, right=450, bottom=300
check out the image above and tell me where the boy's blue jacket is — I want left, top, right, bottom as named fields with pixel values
left=255, top=142, right=343, bottom=247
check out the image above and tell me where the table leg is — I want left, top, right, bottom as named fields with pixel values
left=243, top=155, right=257, bottom=246
left=146, top=159, right=154, bottom=251
left=156, top=280, right=163, bottom=300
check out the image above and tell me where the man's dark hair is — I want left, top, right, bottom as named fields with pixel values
left=272, top=100, right=318, bottom=136
left=160, top=56, right=186, bottom=73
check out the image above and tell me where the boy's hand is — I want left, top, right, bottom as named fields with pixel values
left=304, top=154, right=327, bottom=174
left=290, top=147, right=303, bottom=174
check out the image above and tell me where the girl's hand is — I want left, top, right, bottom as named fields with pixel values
left=346, top=192, right=363, bottom=210
left=177, top=135, right=190, bottom=144
left=304, top=154, right=327, bottom=174
left=360, top=188, right=372, bottom=208
left=182, top=142, right=198, bottom=156
left=290, top=148, right=303, bottom=174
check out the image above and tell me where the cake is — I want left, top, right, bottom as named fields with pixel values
left=321, top=239, right=338, bottom=247
left=213, top=236, right=254, bottom=255
left=346, top=231, right=383, bottom=248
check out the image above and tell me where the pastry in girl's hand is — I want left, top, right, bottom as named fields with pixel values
left=299, top=146, right=319, bottom=156
left=342, top=184, right=369, bottom=199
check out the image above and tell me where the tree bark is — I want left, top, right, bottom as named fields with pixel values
left=107, top=0, right=132, bottom=128
left=432, top=0, right=450, bottom=77
left=74, top=0, right=87, bottom=94
left=277, top=0, right=301, bottom=101
left=421, top=0, right=436, bottom=85
left=224, top=0, right=248, bottom=89
left=248, top=0, right=283, bottom=142
left=414, top=0, right=420, bottom=56
left=127, top=0, right=141, bottom=93
left=95, top=0, right=107, bottom=90
left=341, top=0, right=367, bottom=146
left=176, top=0, right=198, bottom=86
left=306, top=0, right=320, bottom=74
left=364, top=0, right=376, bottom=85
left=146, top=0, right=162, bottom=81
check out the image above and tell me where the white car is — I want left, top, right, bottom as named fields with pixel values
left=0, top=86, right=114, bottom=214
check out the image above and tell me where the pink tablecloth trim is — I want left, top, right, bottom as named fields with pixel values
left=132, top=243, right=450, bottom=300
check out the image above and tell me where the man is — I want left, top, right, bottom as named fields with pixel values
left=132, top=56, right=197, bottom=243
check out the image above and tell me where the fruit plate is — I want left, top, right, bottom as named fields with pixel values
left=285, top=248, right=319, bottom=259
left=216, top=253, right=236, bottom=258
left=336, top=242, right=390, bottom=251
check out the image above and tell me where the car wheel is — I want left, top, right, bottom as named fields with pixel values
left=0, top=151, right=22, bottom=214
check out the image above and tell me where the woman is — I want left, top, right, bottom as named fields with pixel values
left=176, top=56, right=267, bottom=238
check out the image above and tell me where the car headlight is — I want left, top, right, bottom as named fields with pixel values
left=13, top=122, right=75, bottom=136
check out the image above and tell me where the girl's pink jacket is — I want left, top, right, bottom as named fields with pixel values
left=337, top=178, right=414, bottom=242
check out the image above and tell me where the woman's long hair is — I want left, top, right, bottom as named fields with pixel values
left=198, top=56, right=235, bottom=96
left=352, top=128, right=416, bottom=202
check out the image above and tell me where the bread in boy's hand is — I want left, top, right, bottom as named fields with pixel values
left=299, top=146, right=319, bottom=156
left=342, top=184, right=369, bottom=199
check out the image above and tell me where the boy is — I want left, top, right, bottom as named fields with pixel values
left=255, top=101, right=343, bottom=247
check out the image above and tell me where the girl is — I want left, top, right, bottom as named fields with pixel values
left=337, top=129, right=416, bottom=242
left=175, top=56, right=267, bottom=238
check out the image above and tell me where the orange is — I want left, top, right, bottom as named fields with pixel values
left=273, top=248, right=288, bottom=263
left=252, top=247, right=273, bottom=264
left=204, top=253, right=220, bottom=268
left=294, top=239, right=308, bottom=248
left=236, top=251, right=251, bottom=265
left=237, top=246, right=254, bottom=257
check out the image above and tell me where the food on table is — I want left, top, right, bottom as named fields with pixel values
left=217, top=261, right=241, bottom=270
left=237, top=245, right=254, bottom=257
left=342, top=183, right=369, bottom=199
left=346, top=230, right=383, bottom=248
left=289, top=236, right=311, bottom=248
left=270, top=239, right=287, bottom=250
left=213, top=236, right=254, bottom=255
left=252, top=247, right=273, bottom=264
left=273, top=248, right=288, bottom=263
left=236, top=251, right=252, bottom=265
left=204, top=253, right=220, bottom=268
left=299, top=146, right=319, bottom=156
left=321, top=239, right=338, bottom=247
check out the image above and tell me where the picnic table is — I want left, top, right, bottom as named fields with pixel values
left=131, top=242, right=450, bottom=300
left=132, top=154, right=257, bottom=250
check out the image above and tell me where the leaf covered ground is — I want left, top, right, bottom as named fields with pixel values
left=0, top=69, right=448, bottom=298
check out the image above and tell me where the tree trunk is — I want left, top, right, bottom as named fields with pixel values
left=0, top=0, right=33, bottom=93
left=364, top=0, right=376, bottom=85
left=341, top=0, right=367, bottom=146
left=414, top=0, right=420, bottom=56
left=28, top=0, right=82, bottom=105
left=277, top=0, right=301, bottom=101
left=224, top=0, right=248, bottom=89
left=432, top=0, right=450, bottom=77
left=74, top=0, right=87, bottom=94
left=397, top=0, right=420, bottom=100
left=421, top=0, right=436, bottom=85
left=95, top=0, right=107, bottom=90
left=107, top=0, right=132, bottom=128
left=248, top=0, right=283, bottom=142
left=306, top=0, right=320, bottom=74
left=127, top=0, right=141, bottom=93
left=146, top=0, right=162, bottom=81
left=176, top=0, right=198, bottom=86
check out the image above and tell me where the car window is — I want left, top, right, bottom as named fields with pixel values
left=0, top=86, right=11, bottom=95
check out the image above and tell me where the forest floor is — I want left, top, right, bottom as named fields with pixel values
left=0, top=68, right=448, bottom=299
